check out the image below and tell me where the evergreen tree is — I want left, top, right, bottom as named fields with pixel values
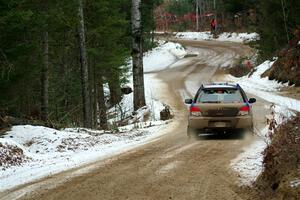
left=131, top=0, right=146, bottom=111
left=258, top=0, right=300, bottom=59
left=0, top=0, right=159, bottom=127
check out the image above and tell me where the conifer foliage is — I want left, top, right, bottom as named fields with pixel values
left=0, top=0, right=159, bottom=128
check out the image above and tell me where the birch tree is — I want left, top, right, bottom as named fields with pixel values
left=78, top=0, right=92, bottom=128
left=131, top=0, right=146, bottom=111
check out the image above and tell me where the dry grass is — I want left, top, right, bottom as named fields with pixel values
left=228, top=63, right=252, bottom=77
left=0, top=142, right=30, bottom=169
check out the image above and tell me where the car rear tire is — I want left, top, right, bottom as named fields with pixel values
left=187, top=126, right=199, bottom=139
left=249, top=122, right=255, bottom=133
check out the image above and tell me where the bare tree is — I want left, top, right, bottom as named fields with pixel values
left=78, top=0, right=92, bottom=128
left=131, top=0, right=146, bottom=111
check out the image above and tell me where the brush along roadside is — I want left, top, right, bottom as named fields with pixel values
left=254, top=116, right=300, bottom=199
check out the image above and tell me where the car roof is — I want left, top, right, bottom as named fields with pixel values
left=202, top=83, right=238, bottom=89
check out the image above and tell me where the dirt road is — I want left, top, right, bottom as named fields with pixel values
left=1, top=40, right=270, bottom=200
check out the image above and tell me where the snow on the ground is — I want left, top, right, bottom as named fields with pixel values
left=0, top=40, right=185, bottom=192
left=176, top=31, right=213, bottom=41
left=217, top=32, right=260, bottom=43
left=231, top=103, right=296, bottom=186
left=231, top=127, right=268, bottom=186
left=144, top=41, right=187, bottom=72
left=176, top=31, right=259, bottom=43
left=226, top=60, right=300, bottom=186
left=222, top=60, right=300, bottom=113
left=231, top=104, right=295, bottom=186
left=109, top=41, right=185, bottom=123
left=0, top=122, right=168, bottom=191
left=290, top=179, right=300, bottom=188
left=108, top=74, right=166, bottom=124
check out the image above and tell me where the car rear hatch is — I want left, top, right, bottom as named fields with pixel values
left=191, top=87, right=248, bottom=117
left=193, top=103, right=244, bottom=117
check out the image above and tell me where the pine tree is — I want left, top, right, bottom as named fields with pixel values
left=77, top=0, right=92, bottom=128
left=0, top=0, right=159, bottom=127
left=41, top=1, right=49, bottom=122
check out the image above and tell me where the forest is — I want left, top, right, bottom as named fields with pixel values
left=0, top=0, right=160, bottom=129
left=1, top=0, right=300, bottom=129
left=160, top=0, right=300, bottom=58
left=1, top=1, right=300, bottom=199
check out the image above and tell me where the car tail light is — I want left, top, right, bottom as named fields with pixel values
left=238, top=105, right=250, bottom=116
left=190, top=106, right=202, bottom=116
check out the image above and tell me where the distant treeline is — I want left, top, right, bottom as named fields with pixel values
left=156, top=0, right=300, bottom=59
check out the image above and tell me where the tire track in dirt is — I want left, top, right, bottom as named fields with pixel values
left=1, top=40, right=267, bottom=200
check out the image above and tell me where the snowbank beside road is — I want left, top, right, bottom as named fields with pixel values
left=109, top=41, right=185, bottom=123
left=176, top=32, right=259, bottom=43
left=222, top=60, right=300, bottom=113
left=225, top=60, right=300, bottom=186
left=0, top=40, right=185, bottom=192
left=109, top=74, right=166, bottom=123
left=144, top=41, right=187, bottom=72
left=217, top=32, right=259, bottom=43
left=231, top=127, right=268, bottom=186
left=0, top=122, right=167, bottom=191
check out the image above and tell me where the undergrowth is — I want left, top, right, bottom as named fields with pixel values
left=255, top=116, right=300, bottom=199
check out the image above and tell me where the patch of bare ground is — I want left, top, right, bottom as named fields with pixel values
left=228, top=58, right=254, bottom=78
left=214, top=56, right=254, bottom=78
left=0, top=142, right=31, bottom=169
left=214, top=66, right=251, bottom=82
left=243, top=117, right=300, bottom=200
left=279, top=87, right=300, bottom=101
left=213, top=68, right=228, bottom=77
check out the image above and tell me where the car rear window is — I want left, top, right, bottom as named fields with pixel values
left=196, top=88, right=244, bottom=103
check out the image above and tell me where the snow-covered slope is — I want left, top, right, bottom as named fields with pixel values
left=0, top=123, right=167, bottom=191
left=225, top=60, right=300, bottom=186
left=222, top=60, right=300, bottom=113
left=144, top=41, right=187, bottom=72
left=109, top=41, right=186, bottom=123
left=176, top=32, right=259, bottom=43
left=0, top=40, right=186, bottom=192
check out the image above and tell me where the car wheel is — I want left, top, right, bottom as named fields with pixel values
left=250, top=123, right=255, bottom=133
left=187, top=126, right=198, bottom=139
left=232, top=128, right=246, bottom=139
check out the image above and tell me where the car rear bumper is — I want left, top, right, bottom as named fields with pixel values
left=188, top=115, right=252, bottom=129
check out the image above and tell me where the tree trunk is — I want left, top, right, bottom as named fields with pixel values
left=92, top=57, right=97, bottom=128
left=280, top=0, right=289, bottom=42
left=158, top=7, right=165, bottom=31
left=196, top=0, right=199, bottom=31
left=214, top=0, right=217, bottom=32
left=98, top=77, right=108, bottom=130
left=41, top=31, right=49, bottom=122
left=108, top=78, right=121, bottom=106
left=88, top=55, right=95, bottom=128
left=131, top=0, right=146, bottom=111
left=78, top=0, right=92, bottom=128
